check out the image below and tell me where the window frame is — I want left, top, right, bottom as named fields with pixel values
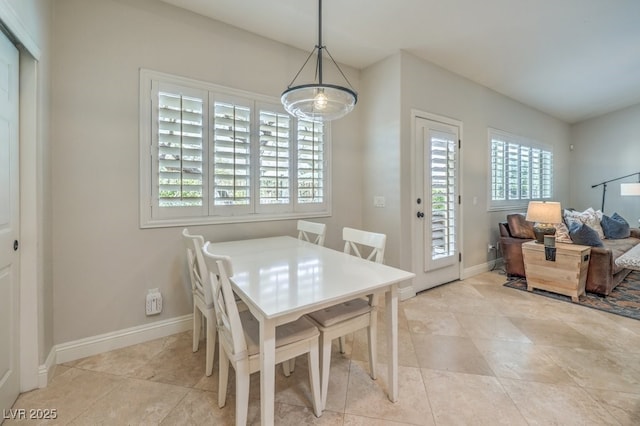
left=488, top=127, right=553, bottom=211
left=139, top=69, right=331, bottom=228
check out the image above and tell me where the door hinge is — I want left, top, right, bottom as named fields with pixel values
left=458, top=139, right=461, bottom=149
left=459, top=252, right=462, bottom=262
left=458, top=195, right=461, bottom=204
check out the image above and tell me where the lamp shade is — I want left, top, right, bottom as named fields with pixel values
left=526, top=201, right=562, bottom=224
left=621, top=182, right=640, bottom=196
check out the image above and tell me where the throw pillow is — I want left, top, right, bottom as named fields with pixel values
left=569, top=222, right=604, bottom=247
left=507, top=213, right=535, bottom=239
left=601, top=212, right=631, bottom=239
left=564, top=207, right=605, bottom=240
left=553, top=221, right=573, bottom=243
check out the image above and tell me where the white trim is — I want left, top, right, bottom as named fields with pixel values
left=402, top=259, right=504, bottom=299
left=462, top=258, right=503, bottom=279
left=54, top=315, right=192, bottom=365
left=37, top=348, right=56, bottom=389
left=410, top=109, right=464, bottom=291
left=398, top=283, right=416, bottom=301
left=0, top=1, right=40, bottom=60
left=18, top=51, right=39, bottom=393
left=36, top=315, right=191, bottom=387
left=0, top=3, right=43, bottom=395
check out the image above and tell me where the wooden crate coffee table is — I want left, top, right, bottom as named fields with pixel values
left=522, top=241, right=591, bottom=302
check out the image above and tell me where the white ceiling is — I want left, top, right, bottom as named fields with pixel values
left=160, top=0, right=640, bottom=123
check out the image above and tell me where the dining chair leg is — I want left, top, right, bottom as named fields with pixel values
left=235, top=361, right=250, bottom=426
left=367, top=314, right=378, bottom=380
left=319, top=333, right=332, bottom=410
left=218, top=344, right=229, bottom=408
left=283, top=358, right=296, bottom=376
left=205, top=315, right=216, bottom=376
left=338, top=336, right=346, bottom=354
left=307, top=344, right=323, bottom=417
left=192, top=307, right=202, bottom=352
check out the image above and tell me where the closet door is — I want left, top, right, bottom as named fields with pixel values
left=0, top=28, right=20, bottom=415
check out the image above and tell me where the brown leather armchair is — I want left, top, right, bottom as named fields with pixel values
left=499, top=216, right=535, bottom=277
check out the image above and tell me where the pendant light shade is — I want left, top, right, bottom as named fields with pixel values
left=281, top=0, right=357, bottom=122
left=282, top=84, right=357, bottom=122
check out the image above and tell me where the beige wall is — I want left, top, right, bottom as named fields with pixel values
left=359, top=54, right=402, bottom=267
left=570, top=104, right=640, bottom=221
left=400, top=52, right=572, bottom=271
left=360, top=51, right=572, bottom=284
left=51, top=0, right=363, bottom=344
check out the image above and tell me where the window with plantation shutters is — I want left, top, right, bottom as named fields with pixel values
left=140, top=70, right=330, bottom=227
left=489, top=128, right=553, bottom=210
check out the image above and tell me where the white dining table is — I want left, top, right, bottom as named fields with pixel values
left=205, top=236, right=415, bottom=425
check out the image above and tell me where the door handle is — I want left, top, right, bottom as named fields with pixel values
left=416, top=212, right=424, bottom=218
left=13, top=240, right=18, bottom=251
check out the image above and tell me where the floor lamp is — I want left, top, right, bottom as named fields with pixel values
left=591, top=171, right=640, bottom=212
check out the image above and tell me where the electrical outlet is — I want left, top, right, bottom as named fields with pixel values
left=374, top=196, right=386, bottom=208
left=146, top=288, right=162, bottom=315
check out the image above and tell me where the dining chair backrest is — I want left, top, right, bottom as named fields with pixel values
left=297, top=220, right=327, bottom=246
left=182, top=228, right=214, bottom=305
left=202, top=242, right=247, bottom=361
left=342, top=227, right=386, bottom=264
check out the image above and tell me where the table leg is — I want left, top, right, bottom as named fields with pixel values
left=385, top=284, right=398, bottom=402
left=259, top=317, right=276, bottom=425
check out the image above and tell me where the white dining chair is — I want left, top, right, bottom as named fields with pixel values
left=297, top=220, right=327, bottom=246
left=305, top=226, right=386, bottom=409
left=202, top=242, right=323, bottom=425
left=282, top=220, right=328, bottom=377
left=182, top=228, right=217, bottom=377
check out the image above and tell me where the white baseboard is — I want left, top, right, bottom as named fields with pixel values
left=398, top=284, right=416, bottom=301
left=462, top=258, right=503, bottom=279
left=35, top=263, right=500, bottom=387
left=38, top=314, right=192, bottom=387
left=400, top=258, right=504, bottom=299
left=38, top=346, right=56, bottom=389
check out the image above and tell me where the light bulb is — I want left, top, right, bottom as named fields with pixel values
left=314, top=90, right=328, bottom=110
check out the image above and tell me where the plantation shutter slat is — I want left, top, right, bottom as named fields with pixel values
left=157, top=91, right=204, bottom=208
left=297, top=119, right=324, bottom=204
left=430, top=134, right=456, bottom=260
left=259, top=109, right=291, bottom=206
left=520, top=146, right=531, bottom=199
left=213, top=101, right=251, bottom=206
left=491, top=140, right=506, bottom=200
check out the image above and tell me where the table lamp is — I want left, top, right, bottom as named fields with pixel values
left=526, top=201, right=562, bottom=244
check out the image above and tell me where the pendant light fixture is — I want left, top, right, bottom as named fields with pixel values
left=281, top=0, right=357, bottom=122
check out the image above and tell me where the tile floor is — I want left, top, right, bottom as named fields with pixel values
left=7, top=270, right=640, bottom=425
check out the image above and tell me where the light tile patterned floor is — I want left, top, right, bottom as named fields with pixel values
left=8, top=271, right=640, bottom=425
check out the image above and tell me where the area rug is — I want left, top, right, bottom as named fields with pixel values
left=504, top=270, right=640, bottom=321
